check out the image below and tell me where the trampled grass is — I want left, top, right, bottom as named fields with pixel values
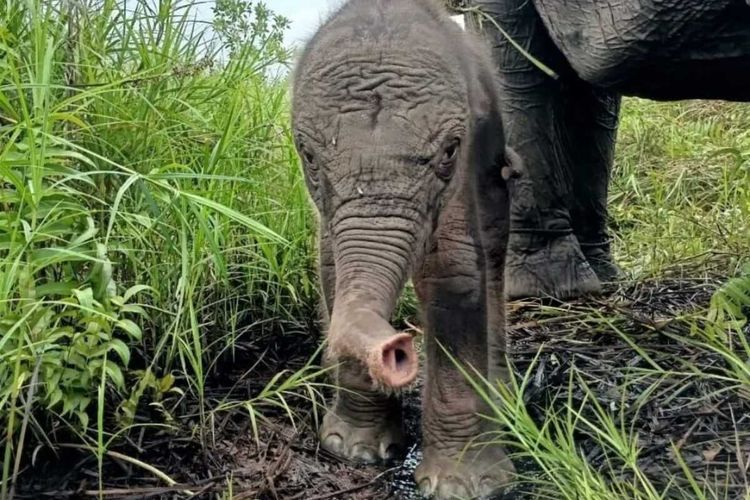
left=0, top=0, right=748, bottom=498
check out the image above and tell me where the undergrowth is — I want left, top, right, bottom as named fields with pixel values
left=0, top=0, right=322, bottom=496
left=462, top=281, right=750, bottom=500
left=613, top=99, right=750, bottom=278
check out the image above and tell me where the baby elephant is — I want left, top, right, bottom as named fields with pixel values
left=292, top=0, right=519, bottom=497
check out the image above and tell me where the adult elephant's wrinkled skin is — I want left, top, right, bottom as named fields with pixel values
left=462, top=0, right=750, bottom=299
left=292, top=0, right=518, bottom=497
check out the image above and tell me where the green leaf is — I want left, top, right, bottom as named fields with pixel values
left=105, top=360, right=125, bottom=389
left=158, top=373, right=175, bottom=394
left=78, top=411, right=90, bottom=429
left=74, top=287, right=95, bottom=311
left=123, top=284, right=154, bottom=303
left=70, top=217, right=98, bottom=246
left=109, top=338, right=131, bottom=365
left=105, top=174, right=140, bottom=245
left=30, top=247, right=103, bottom=270
left=35, top=280, right=77, bottom=297
left=62, top=395, right=78, bottom=416
left=178, top=190, right=287, bottom=244
left=47, top=388, right=63, bottom=409
left=78, top=396, right=91, bottom=412
left=115, top=319, right=142, bottom=340
left=30, top=309, right=54, bottom=337
left=120, top=304, right=148, bottom=317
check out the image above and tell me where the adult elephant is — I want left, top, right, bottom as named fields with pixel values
left=455, top=0, right=750, bottom=299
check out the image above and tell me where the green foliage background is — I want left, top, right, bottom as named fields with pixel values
left=0, top=0, right=320, bottom=491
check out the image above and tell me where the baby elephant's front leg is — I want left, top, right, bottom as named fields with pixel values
left=319, top=358, right=405, bottom=463
left=415, top=248, right=514, bottom=499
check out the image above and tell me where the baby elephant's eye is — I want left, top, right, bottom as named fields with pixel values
left=296, top=136, right=315, bottom=165
left=296, top=140, right=320, bottom=190
left=444, top=143, right=458, bottom=161
left=297, top=143, right=317, bottom=171
left=435, top=139, right=460, bottom=180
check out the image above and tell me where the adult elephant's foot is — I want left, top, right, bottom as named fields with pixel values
left=319, top=391, right=404, bottom=464
left=505, top=231, right=601, bottom=300
left=580, top=241, right=622, bottom=283
left=416, top=444, right=515, bottom=499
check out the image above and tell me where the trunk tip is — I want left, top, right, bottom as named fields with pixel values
left=370, top=332, right=418, bottom=389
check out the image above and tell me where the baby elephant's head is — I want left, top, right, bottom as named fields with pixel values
left=291, top=2, right=501, bottom=390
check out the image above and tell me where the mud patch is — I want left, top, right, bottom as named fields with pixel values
left=14, top=278, right=750, bottom=499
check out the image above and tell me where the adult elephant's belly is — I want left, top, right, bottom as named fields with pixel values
left=533, top=0, right=750, bottom=101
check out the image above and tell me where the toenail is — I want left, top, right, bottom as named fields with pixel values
left=350, top=444, right=377, bottom=463
left=418, top=478, right=433, bottom=494
left=479, top=476, right=502, bottom=495
left=439, top=479, right=470, bottom=498
left=322, top=433, right=343, bottom=452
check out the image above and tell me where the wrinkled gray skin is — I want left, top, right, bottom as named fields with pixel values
left=292, top=0, right=518, bottom=497
left=465, top=0, right=750, bottom=299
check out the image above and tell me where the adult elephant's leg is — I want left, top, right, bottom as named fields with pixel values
left=413, top=206, right=514, bottom=499
left=563, top=82, right=622, bottom=282
left=468, top=0, right=600, bottom=299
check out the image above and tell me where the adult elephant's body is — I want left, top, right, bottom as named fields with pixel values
left=465, top=0, right=750, bottom=298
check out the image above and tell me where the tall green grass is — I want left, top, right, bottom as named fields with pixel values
left=0, top=0, right=320, bottom=494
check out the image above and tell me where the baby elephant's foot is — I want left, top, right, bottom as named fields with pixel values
left=319, top=406, right=404, bottom=464
left=416, top=445, right=515, bottom=499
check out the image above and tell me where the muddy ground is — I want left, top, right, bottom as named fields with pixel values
left=16, top=277, right=750, bottom=499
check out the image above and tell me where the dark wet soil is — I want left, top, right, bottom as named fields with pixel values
left=14, top=277, right=750, bottom=499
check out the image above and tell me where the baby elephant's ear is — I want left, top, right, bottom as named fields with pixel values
left=501, top=146, right=524, bottom=181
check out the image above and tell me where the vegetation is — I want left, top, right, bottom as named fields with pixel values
left=0, top=0, right=748, bottom=498
left=613, top=100, right=750, bottom=277
left=0, top=0, right=322, bottom=496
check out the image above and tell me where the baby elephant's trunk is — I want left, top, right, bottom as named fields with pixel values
left=326, top=214, right=421, bottom=389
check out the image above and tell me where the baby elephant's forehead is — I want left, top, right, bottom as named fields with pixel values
left=297, top=52, right=467, bottom=127
left=322, top=56, right=461, bottom=99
